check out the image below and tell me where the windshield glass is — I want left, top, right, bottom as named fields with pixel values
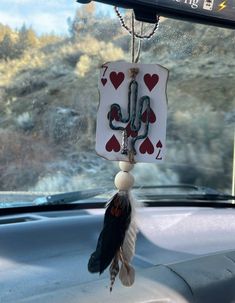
left=0, top=1, right=234, bottom=204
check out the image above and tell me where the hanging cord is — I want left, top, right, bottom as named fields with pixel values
left=131, top=11, right=135, bottom=63
left=134, top=23, right=143, bottom=63
left=114, top=6, right=159, bottom=40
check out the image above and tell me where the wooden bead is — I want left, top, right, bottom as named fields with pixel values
left=119, top=161, right=134, bottom=172
left=114, top=171, right=134, bottom=191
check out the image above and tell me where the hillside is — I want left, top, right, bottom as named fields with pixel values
left=0, top=13, right=234, bottom=192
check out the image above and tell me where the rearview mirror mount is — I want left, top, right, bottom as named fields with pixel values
left=77, top=0, right=235, bottom=29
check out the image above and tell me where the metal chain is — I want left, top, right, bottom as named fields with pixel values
left=114, top=6, right=159, bottom=40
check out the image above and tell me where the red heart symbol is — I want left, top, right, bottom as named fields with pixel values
left=110, top=72, right=125, bottom=90
left=101, top=78, right=107, bottom=86
left=156, top=140, right=162, bottom=148
left=107, top=107, right=120, bottom=121
left=126, top=122, right=138, bottom=138
left=105, top=135, right=120, bottom=152
left=144, top=74, right=159, bottom=92
left=139, top=137, right=154, bottom=155
left=142, top=108, right=156, bottom=123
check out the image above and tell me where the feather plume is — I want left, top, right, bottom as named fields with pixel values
left=119, top=193, right=138, bottom=287
left=88, top=192, right=131, bottom=274
left=119, top=261, right=135, bottom=287
left=121, top=194, right=138, bottom=263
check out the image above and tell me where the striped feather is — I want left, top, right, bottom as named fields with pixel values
left=109, top=252, right=120, bottom=292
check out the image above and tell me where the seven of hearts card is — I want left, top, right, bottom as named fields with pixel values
left=96, top=61, right=168, bottom=163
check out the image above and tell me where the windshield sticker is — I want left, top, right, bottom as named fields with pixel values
left=160, top=0, right=235, bottom=24
left=96, top=61, right=168, bottom=163
left=203, top=0, right=215, bottom=10
left=171, top=0, right=200, bottom=9
left=217, top=0, right=227, bottom=10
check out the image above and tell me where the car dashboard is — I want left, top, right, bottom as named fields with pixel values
left=0, top=205, right=235, bottom=303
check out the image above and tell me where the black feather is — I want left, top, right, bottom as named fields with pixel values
left=88, top=192, right=131, bottom=274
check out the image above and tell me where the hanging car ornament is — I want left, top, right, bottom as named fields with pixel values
left=88, top=8, right=168, bottom=292
left=96, top=61, right=168, bottom=163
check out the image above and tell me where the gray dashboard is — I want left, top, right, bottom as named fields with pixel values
left=0, top=206, right=235, bottom=303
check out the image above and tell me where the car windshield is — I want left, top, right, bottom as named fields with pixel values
left=0, top=1, right=234, bottom=206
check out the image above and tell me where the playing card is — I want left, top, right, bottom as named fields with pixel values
left=96, top=61, right=168, bottom=163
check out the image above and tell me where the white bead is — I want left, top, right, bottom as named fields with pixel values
left=114, top=171, right=134, bottom=191
left=119, top=161, right=134, bottom=172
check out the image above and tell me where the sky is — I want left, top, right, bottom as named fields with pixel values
left=0, top=0, right=112, bottom=35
